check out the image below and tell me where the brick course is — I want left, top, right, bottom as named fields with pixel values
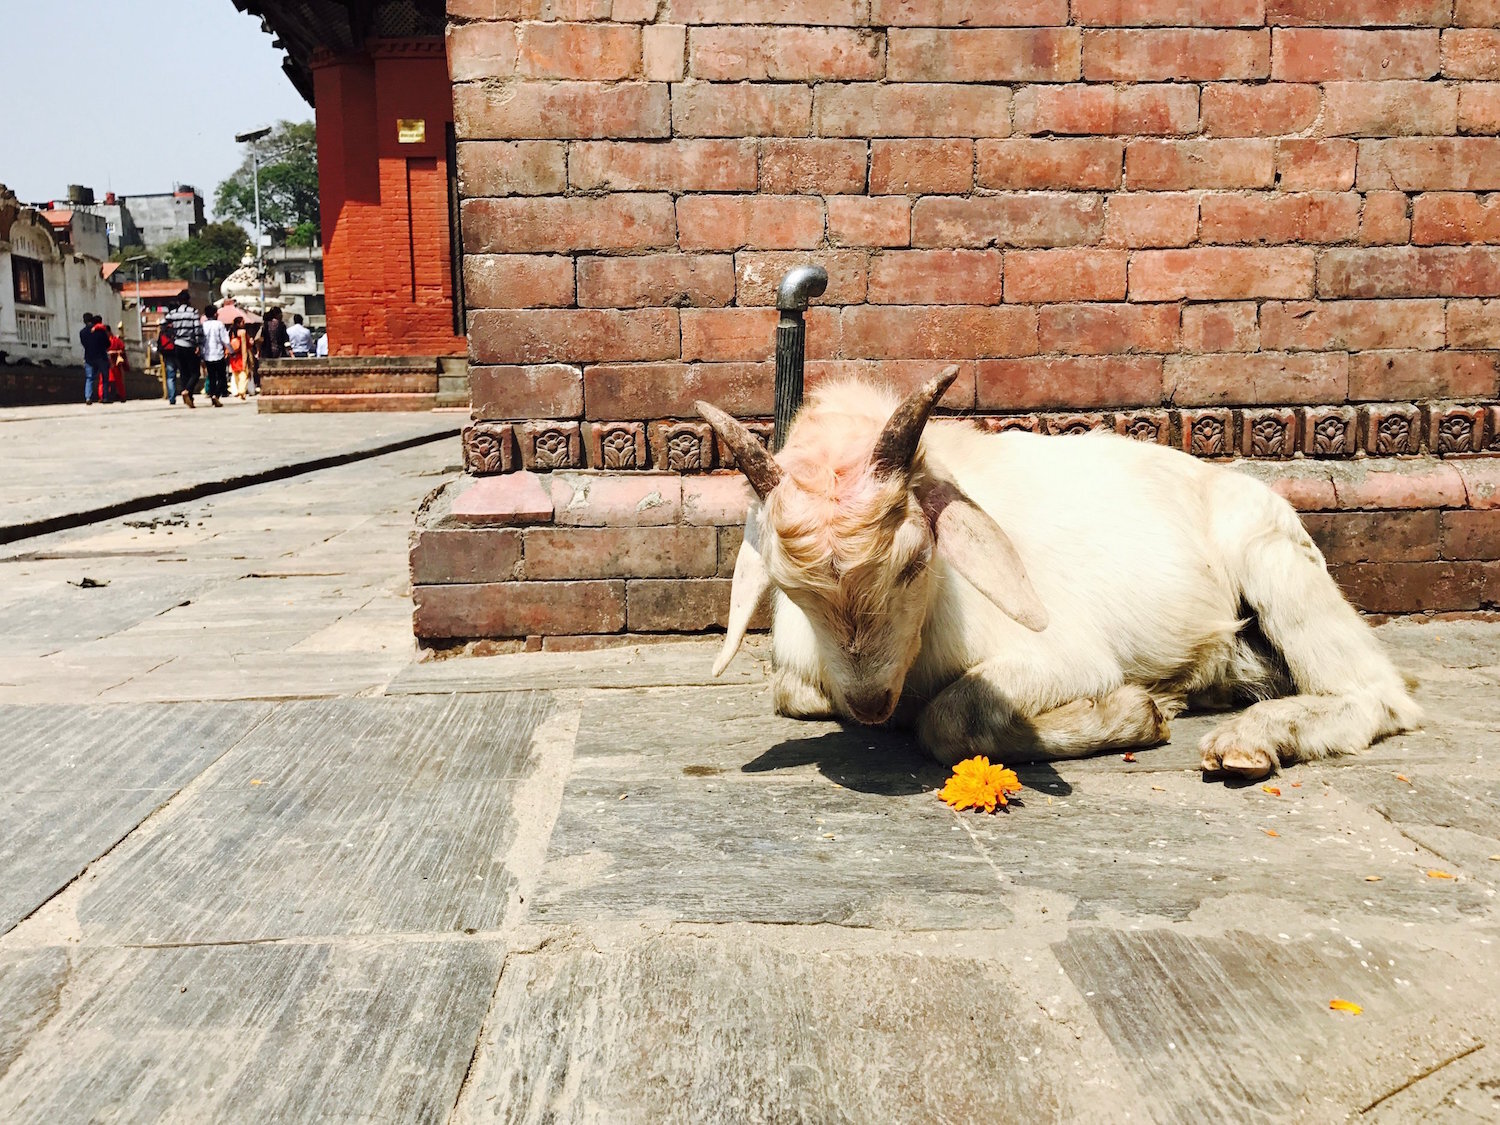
left=435, top=0, right=1500, bottom=637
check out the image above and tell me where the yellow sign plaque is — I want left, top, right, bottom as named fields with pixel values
left=397, top=118, right=426, bottom=144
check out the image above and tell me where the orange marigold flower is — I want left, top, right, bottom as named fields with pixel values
left=939, top=756, right=1023, bottom=813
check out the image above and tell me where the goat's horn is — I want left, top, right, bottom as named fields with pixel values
left=871, top=366, right=960, bottom=478
left=695, top=401, right=782, bottom=499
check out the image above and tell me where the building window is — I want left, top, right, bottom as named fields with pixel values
left=303, top=295, right=325, bottom=317
left=12, top=257, right=45, bottom=306
left=283, top=268, right=307, bottom=286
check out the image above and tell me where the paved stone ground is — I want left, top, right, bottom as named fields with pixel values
left=0, top=397, right=460, bottom=540
left=1, top=421, right=1499, bottom=1122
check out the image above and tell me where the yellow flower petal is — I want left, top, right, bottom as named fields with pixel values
left=1426, top=869, right=1456, bottom=880
left=1329, top=999, right=1362, bottom=1015
left=939, top=756, right=1022, bottom=813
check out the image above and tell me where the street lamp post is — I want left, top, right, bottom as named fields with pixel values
left=234, top=126, right=273, bottom=312
left=125, top=252, right=150, bottom=394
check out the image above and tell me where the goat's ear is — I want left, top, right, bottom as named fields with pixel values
left=713, top=502, right=772, bottom=676
left=916, top=478, right=1048, bottom=633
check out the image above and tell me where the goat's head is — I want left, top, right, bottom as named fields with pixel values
left=698, top=369, right=1047, bottom=725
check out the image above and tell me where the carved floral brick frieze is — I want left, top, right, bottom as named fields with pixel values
left=462, top=422, right=514, bottom=476
left=1179, top=409, right=1234, bottom=458
left=1240, top=408, right=1298, bottom=459
left=649, top=421, right=716, bottom=471
left=461, top=402, right=1500, bottom=477
left=1428, top=404, right=1487, bottom=456
left=1360, top=404, right=1422, bottom=457
left=715, top=420, right=774, bottom=469
left=1114, top=411, right=1171, bottom=445
left=585, top=421, right=648, bottom=470
left=1301, top=406, right=1357, bottom=457
left=1044, top=413, right=1110, bottom=437
left=518, top=420, right=583, bottom=470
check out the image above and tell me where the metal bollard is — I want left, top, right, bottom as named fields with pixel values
left=772, top=265, right=828, bottom=452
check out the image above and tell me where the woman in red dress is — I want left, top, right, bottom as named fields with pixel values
left=106, top=322, right=129, bottom=404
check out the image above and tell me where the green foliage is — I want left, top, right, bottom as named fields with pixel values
left=159, top=222, right=250, bottom=286
left=287, top=221, right=319, bottom=249
left=109, top=243, right=165, bottom=270
left=215, top=120, right=319, bottom=245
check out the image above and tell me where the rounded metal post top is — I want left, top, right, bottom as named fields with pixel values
left=776, top=265, right=829, bottom=312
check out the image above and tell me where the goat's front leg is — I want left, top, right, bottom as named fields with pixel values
left=917, top=666, right=1169, bottom=766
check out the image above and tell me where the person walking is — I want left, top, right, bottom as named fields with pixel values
left=106, top=321, right=129, bottom=403
left=157, top=322, right=178, bottom=404
left=79, top=314, right=111, bottom=404
left=287, top=313, right=312, bottom=357
left=228, top=316, right=252, bottom=399
left=201, top=304, right=231, bottom=408
left=163, top=297, right=204, bottom=408
left=259, top=306, right=290, bottom=361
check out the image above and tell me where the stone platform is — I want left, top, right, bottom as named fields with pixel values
left=2, top=443, right=1499, bottom=1120
left=257, top=356, right=470, bottom=413
left=410, top=453, right=1500, bottom=645
left=0, top=398, right=461, bottom=544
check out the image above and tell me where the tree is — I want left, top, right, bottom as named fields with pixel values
left=160, top=222, right=250, bottom=287
left=215, top=120, right=319, bottom=246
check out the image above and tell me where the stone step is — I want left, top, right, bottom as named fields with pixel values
left=257, top=393, right=440, bottom=413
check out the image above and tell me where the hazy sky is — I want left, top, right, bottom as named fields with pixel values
left=0, top=0, right=312, bottom=217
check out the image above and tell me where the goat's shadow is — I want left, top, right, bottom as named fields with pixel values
left=741, top=723, right=1075, bottom=798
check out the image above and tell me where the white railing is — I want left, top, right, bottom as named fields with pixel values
left=15, top=311, right=52, bottom=348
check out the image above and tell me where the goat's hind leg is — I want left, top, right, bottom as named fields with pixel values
left=1200, top=478, right=1422, bottom=779
left=919, top=672, right=1169, bottom=767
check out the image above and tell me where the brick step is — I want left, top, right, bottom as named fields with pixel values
left=257, top=393, right=440, bottom=413
left=409, top=460, right=1500, bottom=639
left=260, top=373, right=438, bottom=395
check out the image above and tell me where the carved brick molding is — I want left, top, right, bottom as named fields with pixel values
left=460, top=403, right=1500, bottom=476
left=462, top=423, right=514, bottom=476
left=1429, top=404, right=1487, bottom=456
left=1301, top=406, right=1357, bottom=458
left=649, top=421, right=715, bottom=471
left=715, top=420, right=774, bottom=469
left=1180, top=409, right=1233, bottom=458
left=518, top=421, right=583, bottom=470
left=585, top=421, right=648, bottom=470
left=1361, top=404, right=1422, bottom=457
left=1044, top=413, right=1109, bottom=437
left=1114, top=411, right=1171, bottom=445
left=980, top=415, right=1041, bottom=434
left=1241, top=408, right=1298, bottom=460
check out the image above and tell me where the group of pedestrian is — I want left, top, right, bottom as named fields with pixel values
left=80, top=313, right=129, bottom=405
left=151, top=300, right=319, bottom=409
left=84, top=300, right=325, bottom=408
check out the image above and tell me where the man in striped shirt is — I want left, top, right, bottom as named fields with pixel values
left=163, top=299, right=204, bottom=408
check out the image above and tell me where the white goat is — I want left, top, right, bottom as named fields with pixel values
left=698, top=370, right=1420, bottom=779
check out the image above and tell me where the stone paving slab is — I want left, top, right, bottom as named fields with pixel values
left=0, top=939, right=501, bottom=1124
left=2, top=437, right=1499, bottom=1120
left=0, top=703, right=270, bottom=936
left=386, top=637, right=771, bottom=695
left=76, top=694, right=553, bottom=944
left=0, top=398, right=458, bottom=542
left=453, top=928, right=1114, bottom=1124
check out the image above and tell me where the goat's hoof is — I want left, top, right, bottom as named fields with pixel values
left=1219, top=746, right=1276, bottom=779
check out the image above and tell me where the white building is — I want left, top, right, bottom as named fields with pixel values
left=0, top=184, right=122, bottom=367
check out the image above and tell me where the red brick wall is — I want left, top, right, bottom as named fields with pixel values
left=449, top=1, right=1500, bottom=427
left=428, top=0, right=1500, bottom=641
left=313, top=40, right=465, bottom=358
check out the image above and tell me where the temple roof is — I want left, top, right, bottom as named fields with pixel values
left=230, top=0, right=447, bottom=104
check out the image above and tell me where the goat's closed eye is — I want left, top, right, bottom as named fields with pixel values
left=896, top=543, right=932, bottom=585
